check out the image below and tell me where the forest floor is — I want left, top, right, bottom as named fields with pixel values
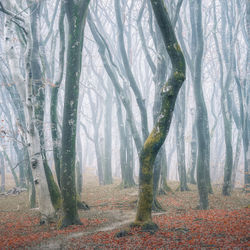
left=0, top=169, right=249, bottom=249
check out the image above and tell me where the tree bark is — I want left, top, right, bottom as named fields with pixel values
left=134, top=0, right=185, bottom=228
left=0, top=153, right=5, bottom=193
left=103, top=86, right=113, bottom=185
left=116, top=95, right=135, bottom=188
left=175, top=86, right=189, bottom=191
left=50, top=3, right=65, bottom=188
left=60, top=0, right=90, bottom=228
left=26, top=1, right=55, bottom=222
left=192, top=0, right=210, bottom=209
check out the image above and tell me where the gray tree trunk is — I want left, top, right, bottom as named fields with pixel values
left=60, top=0, right=90, bottom=228
left=0, top=153, right=5, bottom=193
left=175, top=86, right=189, bottom=191
left=193, top=0, right=209, bottom=209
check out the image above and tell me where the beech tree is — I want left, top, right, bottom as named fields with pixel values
left=60, top=0, right=90, bottom=228
left=133, top=0, right=185, bottom=229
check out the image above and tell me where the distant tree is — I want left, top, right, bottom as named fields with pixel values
left=87, top=12, right=143, bottom=181
left=243, top=0, right=250, bottom=190
left=114, top=0, right=149, bottom=143
left=0, top=152, right=5, bottom=193
left=192, top=0, right=211, bottom=209
left=175, top=85, right=189, bottom=191
left=50, top=3, right=65, bottom=188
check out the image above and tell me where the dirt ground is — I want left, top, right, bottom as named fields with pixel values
left=0, top=170, right=249, bottom=249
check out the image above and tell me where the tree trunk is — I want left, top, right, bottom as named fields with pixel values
left=244, top=0, right=250, bottom=190
left=193, top=0, right=209, bottom=209
left=0, top=153, right=5, bottom=193
left=151, top=18, right=169, bottom=208
left=29, top=1, right=61, bottom=210
left=116, top=96, right=135, bottom=188
left=60, top=0, right=90, bottom=227
left=87, top=13, right=143, bottom=155
left=231, top=131, right=242, bottom=188
left=189, top=119, right=197, bottom=184
left=175, top=86, right=189, bottom=191
left=50, top=4, right=65, bottom=188
left=87, top=90, right=104, bottom=186
left=27, top=1, right=55, bottom=222
left=103, top=89, right=113, bottom=185
left=3, top=151, right=19, bottom=187
left=134, top=0, right=185, bottom=228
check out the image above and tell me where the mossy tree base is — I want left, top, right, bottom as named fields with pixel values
left=39, top=213, right=57, bottom=225
left=119, top=181, right=136, bottom=189
left=44, top=162, right=62, bottom=211
left=130, top=221, right=159, bottom=233
left=158, top=188, right=170, bottom=195
left=115, top=229, right=131, bottom=238
left=175, top=185, right=191, bottom=192
left=159, top=180, right=172, bottom=195
left=59, top=216, right=83, bottom=229
left=208, top=185, right=213, bottom=194
left=190, top=180, right=197, bottom=185
left=195, top=203, right=209, bottom=210
left=222, top=185, right=231, bottom=196
left=134, top=0, right=186, bottom=228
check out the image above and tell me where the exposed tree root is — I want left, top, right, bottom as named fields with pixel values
left=158, top=185, right=173, bottom=195
left=152, top=198, right=165, bottom=212
left=175, top=185, right=191, bottom=192
left=77, top=200, right=90, bottom=210
left=130, top=221, right=159, bottom=234
left=118, top=181, right=136, bottom=189
left=59, top=216, right=83, bottom=229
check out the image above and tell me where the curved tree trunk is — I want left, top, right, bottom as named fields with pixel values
left=27, top=1, right=56, bottom=222
left=134, top=0, right=185, bottom=228
left=192, top=0, right=210, bottom=209
left=50, top=4, right=65, bottom=188
left=28, top=1, right=61, bottom=211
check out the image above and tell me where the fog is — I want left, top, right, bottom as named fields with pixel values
left=0, top=0, right=249, bottom=227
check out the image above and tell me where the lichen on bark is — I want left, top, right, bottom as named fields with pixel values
left=134, top=0, right=185, bottom=227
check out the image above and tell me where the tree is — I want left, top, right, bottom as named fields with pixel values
left=133, top=0, right=185, bottom=229
left=50, top=3, right=65, bottom=188
left=0, top=152, right=5, bottom=193
left=60, top=0, right=90, bottom=228
left=114, top=0, right=149, bottom=143
left=192, top=0, right=210, bottom=209
left=243, top=0, right=250, bottom=190
left=175, top=85, right=189, bottom=191
left=26, top=0, right=56, bottom=221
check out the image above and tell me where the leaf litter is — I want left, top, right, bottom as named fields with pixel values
left=0, top=172, right=249, bottom=249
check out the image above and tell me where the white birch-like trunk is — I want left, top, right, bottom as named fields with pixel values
left=4, top=14, right=55, bottom=222
left=25, top=32, right=55, bottom=222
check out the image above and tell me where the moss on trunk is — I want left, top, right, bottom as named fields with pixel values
left=134, top=0, right=186, bottom=227
left=60, top=1, right=90, bottom=228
